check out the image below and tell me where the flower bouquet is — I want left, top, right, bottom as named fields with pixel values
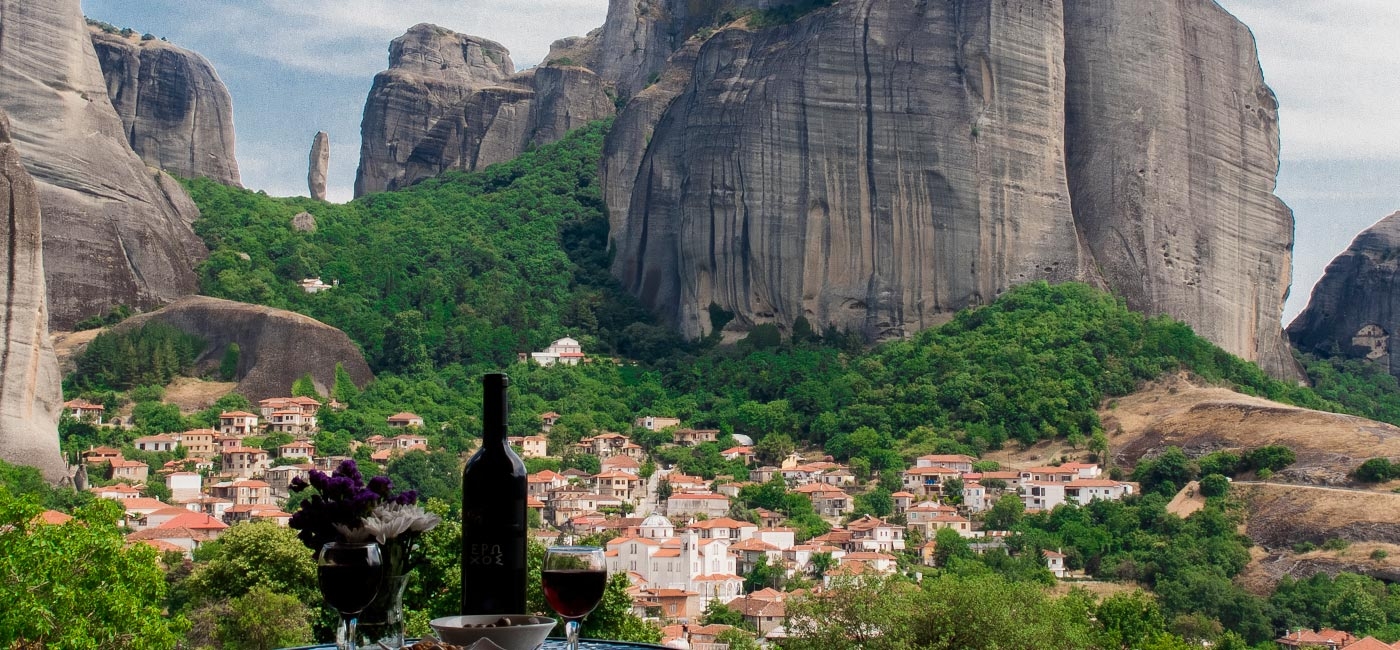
left=290, top=460, right=440, bottom=648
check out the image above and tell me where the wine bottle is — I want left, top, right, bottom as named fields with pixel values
left=461, top=373, right=528, bottom=615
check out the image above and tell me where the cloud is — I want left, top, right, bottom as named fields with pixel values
left=1218, top=0, right=1400, bottom=160
left=184, top=0, right=608, bottom=76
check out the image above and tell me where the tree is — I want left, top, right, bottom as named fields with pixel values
left=1199, top=474, right=1230, bottom=498
left=854, top=487, right=894, bottom=518
left=809, top=551, right=835, bottom=578
left=387, top=449, right=462, bottom=505
left=701, top=599, right=748, bottom=628
left=331, top=361, right=360, bottom=402
left=932, top=527, right=973, bottom=567
left=0, top=489, right=186, bottom=648
left=983, top=492, right=1025, bottom=530
left=754, top=432, right=796, bottom=465
left=291, top=373, right=319, bottom=398
left=381, top=310, right=431, bottom=374
left=1097, top=591, right=1168, bottom=649
left=181, top=521, right=319, bottom=607
left=784, top=574, right=924, bottom=650
left=220, top=343, right=241, bottom=380
left=188, top=585, right=314, bottom=650
left=1088, top=431, right=1110, bottom=459
left=745, top=555, right=782, bottom=592
left=715, top=628, right=761, bottom=650
left=1353, top=458, right=1394, bottom=483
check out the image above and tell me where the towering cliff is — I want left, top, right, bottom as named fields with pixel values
left=354, top=25, right=615, bottom=196
left=602, top=0, right=1299, bottom=377
left=1288, top=212, right=1400, bottom=379
left=90, top=27, right=242, bottom=187
left=0, top=0, right=206, bottom=328
left=1062, top=0, right=1296, bottom=378
left=0, top=108, right=67, bottom=482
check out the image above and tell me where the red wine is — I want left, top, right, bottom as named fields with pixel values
left=542, top=570, right=608, bottom=619
left=318, top=565, right=381, bottom=614
left=461, top=373, right=528, bottom=615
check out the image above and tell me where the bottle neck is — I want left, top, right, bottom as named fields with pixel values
left=482, top=373, right=509, bottom=446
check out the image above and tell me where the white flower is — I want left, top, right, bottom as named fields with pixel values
left=360, top=502, right=441, bottom=544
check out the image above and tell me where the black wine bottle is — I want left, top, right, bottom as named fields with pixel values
left=461, top=373, right=528, bottom=615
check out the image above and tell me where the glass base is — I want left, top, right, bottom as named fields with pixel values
left=339, top=574, right=408, bottom=649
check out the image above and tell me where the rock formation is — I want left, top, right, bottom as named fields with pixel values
left=1288, top=211, right=1400, bottom=379
left=89, top=26, right=241, bottom=186
left=354, top=24, right=615, bottom=196
left=0, top=108, right=67, bottom=482
left=1062, top=0, right=1296, bottom=378
left=115, top=296, right=374, bottom=402
left=601, top=0, right=1299, bottom=378
left=0, top=0, right=207, bottom=329
left=291, top=211, right=317, bottom=233
left=308, top=131, right=329, bottom=200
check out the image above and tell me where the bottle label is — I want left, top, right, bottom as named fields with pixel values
left=465, top=543, right=506, bottom=566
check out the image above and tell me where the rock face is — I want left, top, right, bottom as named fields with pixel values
left=1062, top=0, right=1296, bottom=378
left=1288, top=212, right=1400, bottom=378
left=0, top=108, right=67, bottom=482
left=115, top=296, right=374, bottom=402
left=354, top=24, right=616, bottom=196
left=603, top=0, right=1298, bottom=377
left=89, top=27, right=241, bottom=187
left=308, top=132, right=329, bottom=201
left=0, top=0, right=207, bottom=329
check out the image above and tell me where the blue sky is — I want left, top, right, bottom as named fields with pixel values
left=79, top=0, right=1400, bottom=324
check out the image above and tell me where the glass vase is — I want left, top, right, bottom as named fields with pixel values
left=340, top=573, right=408, bottom=649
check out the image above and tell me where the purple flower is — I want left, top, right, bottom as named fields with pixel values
left=289, top=458, right=429, bottom=554
left=368, top=475, right=393, bottom=498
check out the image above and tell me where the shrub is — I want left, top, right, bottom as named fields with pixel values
left=1353, top=458, right=1396, bottom=483
left=1199, top=474, right=1230, bottom=498
left=1292, top=541, right=1317, bottom=554
left=1371, top=549, right=1388, bottom=561
left=1321, top=538, right=1351, bottom=552
left=1244, top=445, right=1296, bottom=472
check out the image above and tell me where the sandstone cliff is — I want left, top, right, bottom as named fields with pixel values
left=0, top=109, right=67, bottom=483
left=0, top=0, right=207, bottom=329
left=90, top=27, right=241, bottom=187
left=602, top=0, right=1298, bottom=377
left=115, top=296, right=373, bottom=402
left=354, top=25, right=615, bottom=196
left=1287, top=211, right=1400, bottom=379
left=308, top=131, right=329, bottom=201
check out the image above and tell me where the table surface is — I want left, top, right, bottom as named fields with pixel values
left=286, top=640, right=665, bottom=649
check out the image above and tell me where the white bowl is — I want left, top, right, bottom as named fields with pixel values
left=428, top=615, right=556, bottom=650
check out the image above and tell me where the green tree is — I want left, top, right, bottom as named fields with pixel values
left=291, top=373, right=319, bottom=398
left=381, top=310, right=431, bottom=375
left=0, top=489, right=186, bottom=648
left=754, top=432, right=797, bottom=465
left=715, top=628, right=762, bottom=650
left=331, top=361, right=360, bottom=402
left=744, top=555, right=782, bottom=592
left=1096, top=591, right=1168, bottom=649
left=701, top=599, right=748, bottom=628
left=932, top=527, right=973, bottom=567
left=1353, top=458, right=1395, bottom=483
left=809, top=551, right=836, bottom=578
left=220, top=342, right=241, bottom=380
left=387, top=449, right=462, bottom=506
left=784, top=574, right=924, bottom=650
left=984, top=492, right=1025, bottom=530
left=1199, top=474, right=1230, bottom=498
left=192, top=585, right=315, bottom=650
left=181, top=521, right=319, bottom=606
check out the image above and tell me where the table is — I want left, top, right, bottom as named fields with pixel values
left=285, top=641, right=665, bottom=649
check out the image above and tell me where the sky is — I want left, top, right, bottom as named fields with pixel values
left=80, top=0, right=1400, bottom=325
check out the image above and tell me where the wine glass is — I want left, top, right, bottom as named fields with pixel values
left=542, top=546, right=608, bottom=650
left=318, top=542, right=384, bottom=650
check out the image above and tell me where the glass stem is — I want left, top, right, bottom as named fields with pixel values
left=346, top=615, right=359, bottom=650
left=566, top=618, right=581, bottom=650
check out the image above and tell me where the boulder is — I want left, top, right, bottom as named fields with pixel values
left=1288, top=211, right=1400, bottom=379
left=115, top=296, right=373, bottom=402
left=308, top=131, right=329, bottom=201
left=0, top=0, right=207, bottom=329
left=90, top=26, right=241, bottom=186
left=0, top=108, right=67, bottom=482
left=291, top=211, right=317, bottom=233
left=353, top=25, right=615, bottom=196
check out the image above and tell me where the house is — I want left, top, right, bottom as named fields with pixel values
left=686, top=517, right=759, bottom=542
left=730, top=537, right=783, bottom=575
left=794, top=483, right=851, bottom=518
left=1019, top=466, right=1081, bottom=483
left=507, top=435, right=548, bottom=458
left=1339, top=638, right=1400, bottom=650
left=901, top=466, right=961, bottom=496
left=530, top=337, right=585, bottom=366
left=840, top=552, right=899, bottom=575
left=539, top=411, right=561, bottom=431
left=215, top=433, right=245, bottom=450
left=278, top=440, right=316, bottom=460
left=82, top=446, right=123, bottom=465
left=223, top=503, right=294, bottom=526
left=754, top=508, right=787, bottom=528
left=672, top=428, right=719, bottom=447
left=726, top=592, right=788, bottom=636
left=607, top=527, right=743, bottom=604
left=634, top=587, right=700, bottom=621
left=1059, top=462, right=1103, bottom=479
left=892, top=491, right=917, bottom=513
left=218, top=411, right=259, bottom=435
left=915, top=454, right=976, bottom=473
left=845, top=515, right=905, bottom=552
left=721, top=446, right=754, bottom=464
left=176, top=429, right=217, bottom=456
left=1043, top=549, right=1067, bottom=578
left=209, top=479, right=275, bottom=505
left=221, top=447, right=270, bottom=479
left=258, top=396, right=322, bottom=419
left=133, top=434, right=177, bottom=452
left=784, top=543, right=846, bottom=575
left=263, top=464, right=313, bottom=498
left=386, top=412, right=424, bottom=428
left=636, top=415, right=682, bottom=431
left=165, top=472, right=202, bottom=501
left=90, top=483, right=142, bottom=500
left=300, top=277, right=335, bottom=293
left=592, top=470, right=645, bottom=502
left=577, top=432, right=645, bottom=460
left=962, top=482, right=988, bottom=512
left=548, top=490, right=625, bottom=527
left=602, top=454, right=642, bottom=475
left=64, top=399, right=105, bottom=423
left=1065, top=479, right=1134, bottom=504
left=1276, top=629, right=1360, bottom=649
left=749, top=466, right=780, bottom=483
left=665, top=492, right=731, bottom=519
left=819, top=468, right=856, bottom=487
left=109, top=458, right=149, bottom=483
left=667, top=474, right=710, bottom=493
left=1020, top=480, right=1067, bottom=511
left=528, top=470, right=569, bottom=501
left=267, top=409, right=316, bottom=434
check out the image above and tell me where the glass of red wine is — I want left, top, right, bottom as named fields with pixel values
left=318, top=542, right=384, bottom=650
left=542, top=546, right=608, bottom=650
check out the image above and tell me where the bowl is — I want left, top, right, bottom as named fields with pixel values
left=428, top=614, right=556, bottom=650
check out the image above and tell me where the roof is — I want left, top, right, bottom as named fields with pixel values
left=904, top=466, right=960, bottom=475
left=1066, top=479, right=1126, bottom=488
left=387, top=412, right=422, bottom=421
left=109, top=458, right=148, bottom=468
left=1339, top=638, right=1393, bottom=650
left=688, top=517, right=756, bottom=530
left=159, top=512, right=229, bottom=530
left=64, top=399, right=104, bottom=409
left=120, top=497, right=170, bottom=512
left=1277, top=629, right=1360, bottom=647
left=729, top=538, right=778, bottom=552
left=222, top=447, right=267, bottom=455
left=918, top=454, right=976, bottom=463
left=540, top=411, right=560, bottom=419
left=133, top=434, right=177, bottom=443
left=1042, top=550, right=1066, bottom=558
left=135, top=538, right=186, bottom=553
left=847, top=515, right=894, bottom=531
left=37, top=510, right=72, bottom=525
left=219, top=411, right=257, bottom=418
left=84, top=446, right=122, bottom=455
left=1023, top=466, right=1078, bottom=474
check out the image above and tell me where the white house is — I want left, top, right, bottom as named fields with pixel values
left=530, top=337, right=585, bottom=367
left=165, top=472, right=202, bottom=502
